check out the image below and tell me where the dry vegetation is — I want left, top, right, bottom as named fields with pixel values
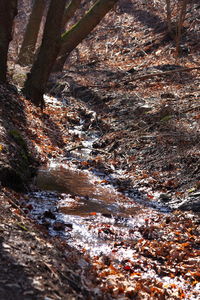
left=0, top=0, right=200, bottom=299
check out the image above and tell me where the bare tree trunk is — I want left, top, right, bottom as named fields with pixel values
left=176, top=0, right=188, bottom=56
left=62, top=0, right=82, bottom=30
left=53, top=0, right=118, bottom=72
left=22, top=0, right=66, bottom=108
left=166, top=0, right=172, bottom=34
left=18, top=0, right=46, bottom=65
left=0, top=0, right=18, bottom=82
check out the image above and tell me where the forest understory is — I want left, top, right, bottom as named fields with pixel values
left=0, top=0, right=200, bottom=299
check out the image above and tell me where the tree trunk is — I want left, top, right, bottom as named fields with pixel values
left=62, top=0, right=82, bottom=30
left=0, top=0, right=18, bottom=82
left=176, top=0, right=188, bottom=56
left=22, top=0, right=66, bottom=108
left=18, top=0, right=46, bottom=66
left=53, top=0, right=118, bottom=72
left=165, top=0, right=172, bottom=34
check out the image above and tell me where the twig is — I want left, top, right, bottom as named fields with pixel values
left=66, top=144, right=109, bottom=154
left=183, top=106, right=200, bottom=113
left=3, top=191, right=25, bottom=216
left=67, top=145, right=85, bottom=152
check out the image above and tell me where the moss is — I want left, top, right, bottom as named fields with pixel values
left=9, top=129, right=27, bottom=150
left=20, top=150, right=29, bottom=164
left=7, top=128, right=35, bottom=191
left=9, top=129, right=30, bottom=168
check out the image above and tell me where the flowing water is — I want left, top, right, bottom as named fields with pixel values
left=24, top=96, right=200, bottom=298
left=26, top=95, right=168, bottom=258
left=27, top=162, right=152, bottom=257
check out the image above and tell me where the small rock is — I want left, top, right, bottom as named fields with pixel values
left=43, top=210, right=56, bottom=219
left=127, top=68, right=136, bottom=74
left=101, top=228, right=114, bottom=235
left=102, top=213, right=112, bottom=218
left=159, top=193, right=171, bottom=202
left=65, top=223, right=73, bottom=230
left=53, top=221, right=65, bottom=231
left=161, top=93, right=176, bottom=99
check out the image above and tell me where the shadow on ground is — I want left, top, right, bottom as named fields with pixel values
left=0, top=236, right=41, bottom=300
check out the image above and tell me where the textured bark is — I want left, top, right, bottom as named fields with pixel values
left=53, top=0, right=118, bottom=72
left=18, top=0, right=46, bottom=65
left=176, top=0, right=188, bottom=56
left=62, top=0, right=82, bottom=30
left=22, top=0, right=66, bottom=108
left=0, top=0, right=18, bottom=82
left=166, top=0, right=172, bottom=34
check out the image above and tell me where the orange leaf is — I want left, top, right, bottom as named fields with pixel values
left=130, top=272, right=141, bottom=277
left=13, top=208, right=21, bottom=215
left=180, top=242, right=190, bottom=248
left=190, top=271, right=200, bottom=278
left=80, top=161, right=89, bottom=166
left=150, top=287, right=163, bottom=295
left=89, top=212, right=97, bottom=216
left=100, top=180, right=109, bottom=184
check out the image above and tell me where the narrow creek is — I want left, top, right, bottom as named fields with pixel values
left=28, top=159, right=161, bottom=254
left=23, top=95, right=200, bottom=298
left=26, top=97, right=166, bottom=257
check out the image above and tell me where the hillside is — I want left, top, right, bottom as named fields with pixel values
left=0, top=0, right=200, bottom=299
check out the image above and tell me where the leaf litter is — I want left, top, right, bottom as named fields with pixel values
left=1, top=0, right=200, bottom=298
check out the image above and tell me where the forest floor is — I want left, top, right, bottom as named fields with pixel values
left=0, top=0, right=200, bottom=299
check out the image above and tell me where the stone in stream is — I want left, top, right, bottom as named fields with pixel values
left=159, top=193, right=171, bottom=202
left=65, top=223, right=73, bottom=230
left=52, top=221, right=73, bottom=231
left=53, top=221, right=66, bottom=231
left=43, top=210, right=56, bottom=219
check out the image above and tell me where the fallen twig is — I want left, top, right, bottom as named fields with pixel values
left=66, top=144, right=109, bottom=154
left=183, top=105, right=200, bottom=113
left=124, top=66, right=200, bottom=82
left=4, top=191, right=25, bottom=215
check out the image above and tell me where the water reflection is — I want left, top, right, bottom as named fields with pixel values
left=35, top=165, right=140, bottom=216
left=27, top=164, right=152, bottom=258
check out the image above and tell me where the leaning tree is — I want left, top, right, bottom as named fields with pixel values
left=0, top=0, right=18, bottom=82
left=22, top=0, right=67, bottom=108
left=23, top=0, right=118, bottom=108
left=18, top=0, right=46, bottom=65
left=54, top=0, right=118, bottom=72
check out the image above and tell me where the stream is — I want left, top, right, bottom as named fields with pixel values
left=23, top=95, right=200, bottom=298
left=28, top=96, right=167, bottom=259
left=25, top=98, right=168, bottom=257
left=27, top=161, right=158, bottom=256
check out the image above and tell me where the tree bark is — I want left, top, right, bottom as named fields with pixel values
left=0, top=0, right=18, bottom=82
left=53, top=0, right=118, bottom=72
left=176, top=0, right=188, bottom=56
left=18, top=0, right=46, bottom=65
left=62, top=0, right=82, bottom=30
left=22, top=0, right=66, bottom=108
left=165, top=0, right=172, bottom=34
